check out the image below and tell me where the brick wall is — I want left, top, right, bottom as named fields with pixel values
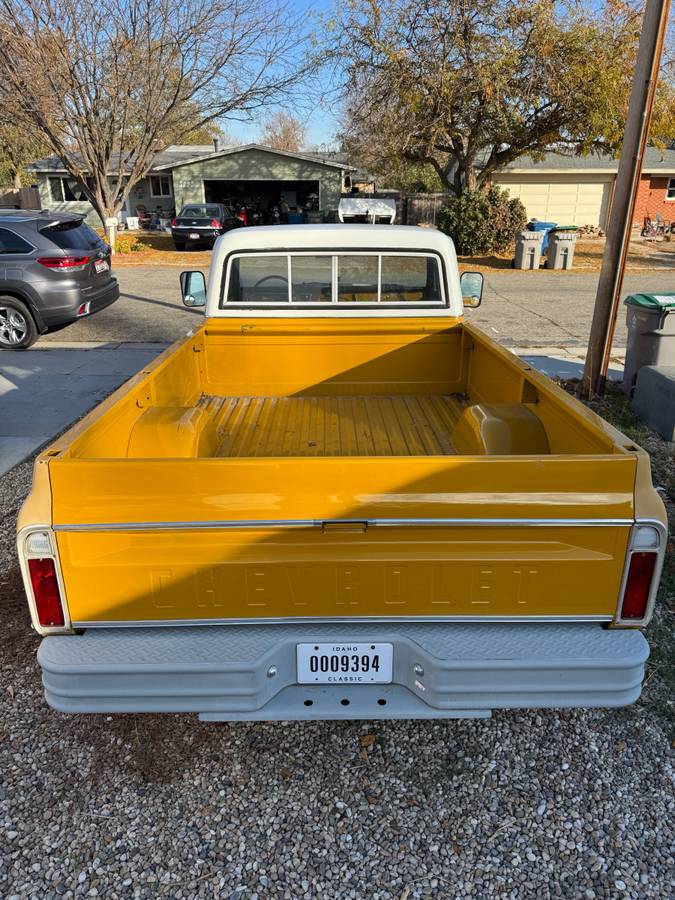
left=633, top=173, right=675, bottom=224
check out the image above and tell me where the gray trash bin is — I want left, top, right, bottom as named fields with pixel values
left=514, top=231, right=542, bottom=269
left=632, top=365, right=675, bottom=442
left=545, top=230, right=578, bottom=269
left=622, top=293, right=675, bottom=392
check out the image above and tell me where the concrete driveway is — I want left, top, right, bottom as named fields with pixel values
left=37, top=267, right=203, bottom=345
left=0, top=343, right=164, bottom=477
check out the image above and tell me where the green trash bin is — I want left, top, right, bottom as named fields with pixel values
left=623, top=293, right=675, bottom=391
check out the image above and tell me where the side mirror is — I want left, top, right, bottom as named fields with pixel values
left=180, top=270, right=207, bottom=308
left=460, top=271, right=484, bottom=308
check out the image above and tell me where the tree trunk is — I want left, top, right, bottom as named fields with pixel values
left=84, top=186, right=127, bottom=250
left=464, top=162, right=477, bottom=190
left=12, top=170, right=22, bottom=190
left=83, top=194, right=124, bottom=253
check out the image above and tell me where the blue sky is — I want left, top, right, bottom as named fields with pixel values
left=224, top=0, right=341, bottom=149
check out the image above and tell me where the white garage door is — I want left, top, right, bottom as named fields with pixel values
left=493, top=174, right=613, bottom=228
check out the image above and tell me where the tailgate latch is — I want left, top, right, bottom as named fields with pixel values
left=321, top=520, right=368, bottom=534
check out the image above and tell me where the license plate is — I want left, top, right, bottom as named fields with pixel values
left=94, top=258, right=109, bottom=273
left=297, top=642, right=393, bottom=684
left=188, top=232, right=200, bottom=239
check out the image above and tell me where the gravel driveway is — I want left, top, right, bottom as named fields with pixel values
left=1, top=458, right=673, bottom=899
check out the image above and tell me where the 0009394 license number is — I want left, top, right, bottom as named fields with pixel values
left=296, top=642, right=393, bottom=684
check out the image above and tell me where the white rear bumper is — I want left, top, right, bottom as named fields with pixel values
left=38, top=622, right=649, bottom=721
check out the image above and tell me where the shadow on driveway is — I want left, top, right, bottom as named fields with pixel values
left=0, top=342, right=166, bottom=477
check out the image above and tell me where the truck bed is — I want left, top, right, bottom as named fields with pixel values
left=211, top=394, right=466, bottom=457
left=29, top=316, right=653, bottom=627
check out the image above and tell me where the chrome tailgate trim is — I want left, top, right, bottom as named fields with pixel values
left=52, top=516, right=634, bottom=532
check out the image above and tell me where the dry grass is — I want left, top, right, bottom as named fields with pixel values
left=457, top=236, right=675, bottom=273
left=108, top=230, right=212, bottom=268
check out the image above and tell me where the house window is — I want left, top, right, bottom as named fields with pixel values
left=667, top=178, right=675, bottom=200
left=48, top=176, right=89, bottom=202
left=150, top=175, right=172, bottom=198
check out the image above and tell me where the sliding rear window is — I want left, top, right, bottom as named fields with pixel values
left=223, top=252, right=445, bottom=306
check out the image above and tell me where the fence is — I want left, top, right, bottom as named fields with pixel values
left=0, top=187, right=40, bottom=210
left=401, top=193, right=452, bottom=227
left=339, top=192, right=452, bottom=227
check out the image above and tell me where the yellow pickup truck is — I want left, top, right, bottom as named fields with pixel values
left=18, top=225, right=667, bottom=721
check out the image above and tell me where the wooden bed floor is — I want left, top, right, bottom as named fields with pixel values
left=209, top=394, right=465, bottom=457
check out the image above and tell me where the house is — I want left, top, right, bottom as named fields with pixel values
left=28, top=143, right=355, bottom=224
left=491, top=147, right=675, bottom=229
left=27, top=141, right=675, bottom=231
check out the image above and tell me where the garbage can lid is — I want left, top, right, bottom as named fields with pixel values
left=624, top=292, right=675, bottom=310
left=527, top=221, right=557, bottom=231
left=552, top=225, right=578, bottom=232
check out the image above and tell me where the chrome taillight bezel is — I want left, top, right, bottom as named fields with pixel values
left=17, top=525, right=72, bottom=635
left=614, top=519, right=668, bottom=627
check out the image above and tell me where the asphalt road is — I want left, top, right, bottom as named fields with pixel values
left=36, top=267, right=675, bottom=348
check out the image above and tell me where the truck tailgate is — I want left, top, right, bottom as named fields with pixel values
left=49, top=454, right=635, bottom=625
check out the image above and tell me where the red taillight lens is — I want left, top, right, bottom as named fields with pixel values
left=210, top=218, right=220, bottom=228
left=37, top=256, right=91, bottom=270
left=171, top=218, right=177, bottom=227
left=27, top=558, right=64, bottom=627
left=621, top=552, right=657, bottom=619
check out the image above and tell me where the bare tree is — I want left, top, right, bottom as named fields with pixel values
left=0, top=0, right=307, bottom=225
left=260, top=112, right=306, bottom=151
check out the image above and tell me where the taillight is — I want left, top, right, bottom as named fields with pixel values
left=171, top=218, right=177, bottom=227
left=210, top=218, right=220, bottom=228
left=27, top=558, right=64, bottom=627
left=621, top=553, right=657, bottom=619
left=617, top=523, right=665, bottom=625
left=20, top=529, right=68, bottom=632
left=38, top=256, right=91, bottom=271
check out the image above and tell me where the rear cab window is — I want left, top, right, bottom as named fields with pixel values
left=39, top=220, right=105, bottom=251
left=223, top=252, right=445, bottom=307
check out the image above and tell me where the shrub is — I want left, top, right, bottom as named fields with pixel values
left=439, top=185, right=527, bottom=256
left=114, top=232, right=143, bottom=254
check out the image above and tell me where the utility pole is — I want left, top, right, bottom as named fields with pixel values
left=580, top=0, right=671, bottom=398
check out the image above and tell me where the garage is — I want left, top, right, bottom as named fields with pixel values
left=203, top=178, right=320, bottom=223
left=158, top=144, right=350, bottom=223
left=493, top=173, right=614, bottom=228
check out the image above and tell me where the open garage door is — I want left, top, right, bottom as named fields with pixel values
left=204, top=179, right=321, bottom=224
left=493, top=174, right=614, bottom=228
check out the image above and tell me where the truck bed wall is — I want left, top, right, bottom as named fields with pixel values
left=62, top=318, right=619, bottom=460
left=201, top=319, right=466, bottom=397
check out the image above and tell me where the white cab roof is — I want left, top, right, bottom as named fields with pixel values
left=207, top=224, right=463, bottom=317
left=212, top=223, right=452, bottom=253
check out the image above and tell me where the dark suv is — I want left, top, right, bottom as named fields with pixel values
left=0, top=209, right=119, bottom=349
